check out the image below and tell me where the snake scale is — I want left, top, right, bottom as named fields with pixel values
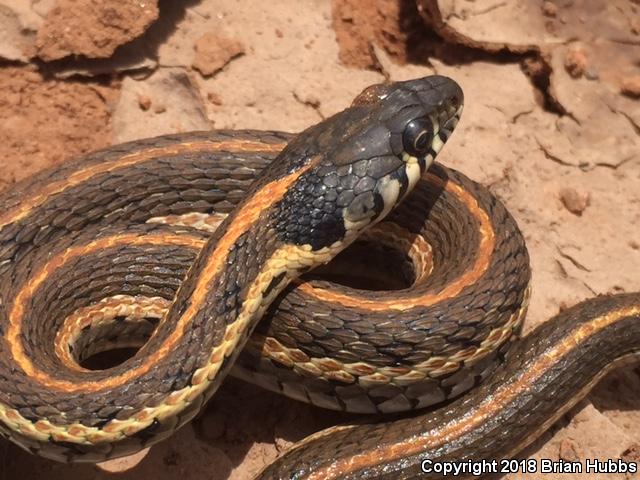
left=0, top=76, right=638, bottom=479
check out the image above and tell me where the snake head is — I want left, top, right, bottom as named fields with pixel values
left=274, top=75, right=463, bottom=251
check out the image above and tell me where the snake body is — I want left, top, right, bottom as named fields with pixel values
left=0, top=76, right=638, bottom=479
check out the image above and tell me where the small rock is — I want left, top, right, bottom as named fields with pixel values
left=564, top=48, right=588, bottom=78
left=522, top=56, right=547, bottom=78
left=608, top=285, right=626, bottom=294
left=585, top=68, right=599, bottom=81
left=559, top=187, right=590, bottom=216
left=192, top=32, right=245, bottom=77
left=153, top=103, right=166, bottom=114
left=293, top=89, right=321, bottom=109
left=621, top=75, right=640, bottom=98
left=542, top=1, right=558, bottom=17
left=622, top=444, right=640, bottom=463
left=137, top=94, right=151, bottom=111
left=559, top=438, right=580, bottom=461
left=207, top=91, right=223, bottom=105
left=629, top=240, right=639, bottom=250
left=274, top=435, right=294, bottom=453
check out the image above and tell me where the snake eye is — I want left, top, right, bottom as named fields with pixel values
left=402, top=118, right=433, bottom=157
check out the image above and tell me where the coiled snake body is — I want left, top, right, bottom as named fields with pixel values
left=0, top=76, right=638, bottom=479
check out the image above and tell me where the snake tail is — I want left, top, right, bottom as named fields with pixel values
left=256, top=293, right=640, bottom=479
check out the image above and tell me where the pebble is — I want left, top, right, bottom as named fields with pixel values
left=138, top=94, right=152, bottom=111
left=564, top=48, right=588, bottom=78
left=621, top=75, right=640, bottom=98
left=542, top=1, right=558, bottom=17
left=559, top=438, right=580, bottom=461
left=559, top=187, right=590, bottom=216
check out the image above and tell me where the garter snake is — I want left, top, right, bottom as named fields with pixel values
left=0, top=75, right=638, bottom=479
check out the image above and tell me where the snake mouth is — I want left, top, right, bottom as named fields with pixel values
left=435, top=103, right=464, bottom=150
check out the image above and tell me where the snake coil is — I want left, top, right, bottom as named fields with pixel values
left=0, top=76, right=638, bottom=480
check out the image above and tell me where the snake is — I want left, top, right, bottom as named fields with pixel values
left=0, top=75, right=638, bottom=479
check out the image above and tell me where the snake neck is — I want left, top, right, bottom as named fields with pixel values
left=160, top=159, right=347, bottom=392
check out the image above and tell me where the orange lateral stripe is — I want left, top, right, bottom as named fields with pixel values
left=7, top=233, right=203, bottom=390
left=297, top=173, right=495, bottom=310
left=7, top=161, right=311, bottom=392
left=0, top=140, right=286, bottom=229
left=306, top=304, right=640, bottom=480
